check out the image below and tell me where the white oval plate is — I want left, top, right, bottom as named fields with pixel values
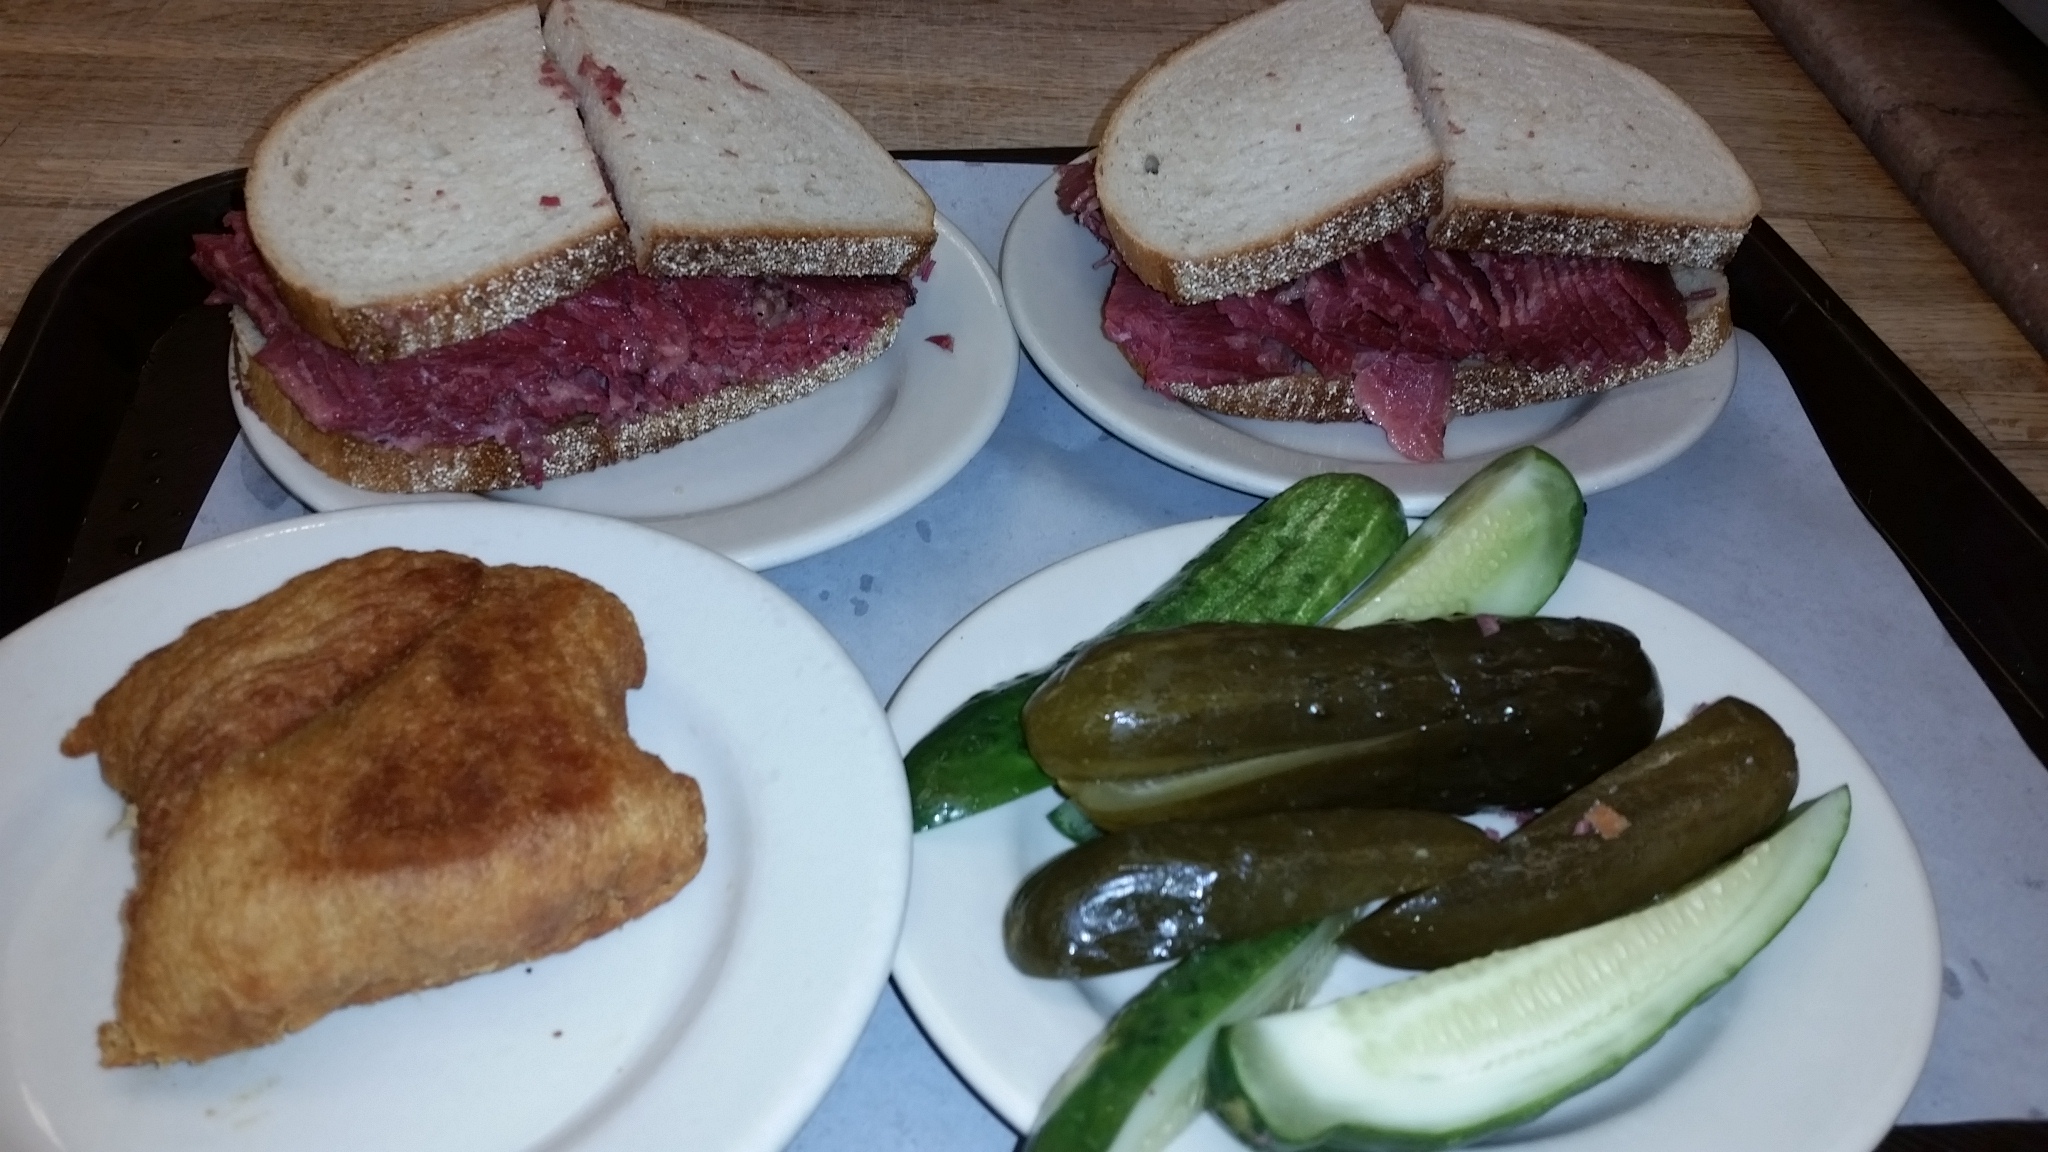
left=1001, top=172, right=1737, bottom=517
left=889, top=518, right=1940, bottom=1152
left=0, top=502, right=910, bottom=1152
left=237, top=213, right=1016, bottom=569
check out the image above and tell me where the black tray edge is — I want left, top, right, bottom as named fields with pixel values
left=1729, top=220, right=2048, bottom=770
left=0, top=170, right=247, bottom=635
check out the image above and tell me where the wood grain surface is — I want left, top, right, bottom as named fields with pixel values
left=4, top=0, right=2045, bottom=496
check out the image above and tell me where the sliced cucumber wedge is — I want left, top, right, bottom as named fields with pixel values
left=1026, top=918, right=1347, bottom=1152
left=1210, top=786, right=1852, bottom=1152
left=1324, top=446, right=1584, bottom=629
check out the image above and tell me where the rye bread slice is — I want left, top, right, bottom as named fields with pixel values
left=542, top=0, right=935, bottom=279
left=1392, top=5, right=1760, bottom=268
left=229, top=309, right=900, bottom=493
left=246, top=4, right=630, bottom=364
left=1095, top=0, right=1443, bottom=305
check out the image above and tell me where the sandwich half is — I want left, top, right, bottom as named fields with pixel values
left=1061, top=0, right=1755, bottom=461
left=198, top=0, right=936, bottom=493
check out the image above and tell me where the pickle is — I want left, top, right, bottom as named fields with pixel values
left=905, top=473, right=1407, bottom=830
left=1348, top=697, right=1799, bottom=970
left=1023, top=618, right=1661, bottom=830
left=1005, top=809, right=1495, bottom=978
left=1213, top=789, right=1851, bottom=1152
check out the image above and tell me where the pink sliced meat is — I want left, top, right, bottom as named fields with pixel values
left=1350, top=352, right=1456, bottom=461
left=1059, top=159, right=1693, bottom=462
left=193, top=213, right=913, bottom=484
left=1103, top=267, right=1305, bottom=386
left=577, top=54, right=627, bottom=116
left=1055, top=161, right=1109, bottom=246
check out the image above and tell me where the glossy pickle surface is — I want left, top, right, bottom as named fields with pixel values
left=1349, top=697, right=1800, bottom=969
left=1005, top=808, right=1495, bottom=978
left=1024, top=617, right=1663, bottom=830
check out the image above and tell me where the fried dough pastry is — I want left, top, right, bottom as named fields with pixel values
left=63, top=548, right=706, bottom=1066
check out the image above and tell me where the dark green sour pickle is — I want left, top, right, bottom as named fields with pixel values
left=1022, top=618, right=1662, bottom=830
left=1348, top=696, right=1800, bottom=969
left=904, top=472, right=1406, bottom=831
left=1003, top=809, right=1495, bottom=978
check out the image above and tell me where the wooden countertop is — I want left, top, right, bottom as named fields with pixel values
left=5, top=0, right=2046, bottom=498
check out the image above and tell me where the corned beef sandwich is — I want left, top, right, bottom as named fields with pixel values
left=196, top=0, right=936, bottom=493
left=1062, top=0, right=1757, bottom=462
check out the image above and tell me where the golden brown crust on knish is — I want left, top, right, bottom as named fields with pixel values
left=643, top=227, right=936, bottom=280
left=1162, top=292, right=1732, bottom=421
left=1108, top=170, right=1442, bottom=306
left=77, top=553, right=706, bottom=1066
left=1427, top=205, right=1751, bottom=270
left=231, top=313, right=902, bottom=493
left=62, top=550, right=488, bottom=866
left=260, top=224, right=634, bottom=365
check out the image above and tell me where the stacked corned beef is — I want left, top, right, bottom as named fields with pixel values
left=196, top=213, right=913, bottom=484
left=1057, top=161, right=1692, bottom=460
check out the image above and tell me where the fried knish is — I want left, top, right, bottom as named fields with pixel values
left=62, top=548, right=486, bottom=867
left=68, top=551, right=706, bottom=1066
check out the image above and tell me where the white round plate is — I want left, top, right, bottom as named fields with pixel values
left=0, top=503, right=910, bottom=1152
left=1000, top=172, right=1738, bottom=517
left=236, top=213, right=1017, bottom=569
left=889, top=518, right=1940, bottom=1152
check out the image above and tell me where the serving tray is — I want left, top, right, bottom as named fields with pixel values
left=1, top=154, right=2044, bottom=1151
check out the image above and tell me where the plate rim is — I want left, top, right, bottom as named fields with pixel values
left=886, top=515, right=1941, bottom=1152
left=0, top=501, right=912, bottom=1152
left=235, top=212, right=1017, bottom=570
left=998, top=169, right=1738, bottom=517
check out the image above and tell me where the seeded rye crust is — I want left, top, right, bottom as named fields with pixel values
left=1427, top=206, right=1748, bottom=270
left=229, top=310, right=901, bottom=493
left=256, top=225, right=634, bottom=366
left=1160, top=275, right=1731, bottom=422
left=245, top=5, right=634, bottom=365
left=644, top=230, right=932, bottom=281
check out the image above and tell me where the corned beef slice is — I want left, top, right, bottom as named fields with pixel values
left=1055, top=161, right=1107, bottom=246
left=1104, top=269, right=1306, bottom=387
left=194, top=212, right=912, bottom=484
left=1057, top=160, right=1690, bottom=461
left=1351, top=351, right=1457, bottom=461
